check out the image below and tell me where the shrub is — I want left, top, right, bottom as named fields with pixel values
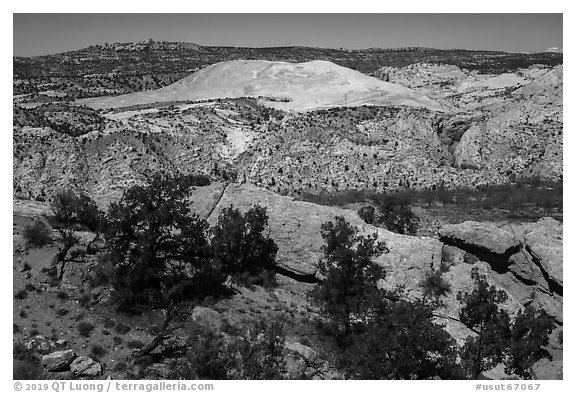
left=341, top=297, right=462, bottom=379
left=51, top=189, right=102, bottom=231
left=103, top=319, right=115, bottom=329
left=78, top=293, right=92, bottom=307
left=15, top=289, right=28, bottom=300
left=456, top=268, right=553, bottom=379
left=114, top=322, right=131, bottom=335
left=13, top=359, right=44, bottom=380
left=22, top=221, right=51, bottom=247
left=372, top=194, right=419, bottom=235
left=77, top=321, right=95, bottom=337
left=419, top=269, right=451, bottom=298
left=357, top=204, right=376, bottom=224
left=177, top=320, right=286, bottom=379
left=126, top=340, right=144, bottom=349
left=90, top=344, right=107, bottom=359
left=112, top=362, right=128, bottom=372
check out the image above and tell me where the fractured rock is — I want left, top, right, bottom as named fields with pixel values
left=439, top=221, right=521, bottom=267
left=41, top=349, right=76, bottom=372
left=70, top=356, right=102, bottom=377
left=524, top=217, right=563, bottom=290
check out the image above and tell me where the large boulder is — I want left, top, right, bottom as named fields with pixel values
left=26, top=336, right=56, bottom=353
left=41, top=349, right=76, bottom=372
left=508, top=249, right=548, bottom=288
left=524, top=218, right=563, bottom=289
left=439, top=221, right=521, bottom=267
left=191, top=306, right=223, bottom=331
left=454, top=124, right=483, bottom=169
left=69, top=356, right=102, bottom=377
left=531, top=359, right=562, bottom=380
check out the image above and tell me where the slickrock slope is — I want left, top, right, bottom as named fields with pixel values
left=80, top=60, right=443, bottom=112
left=190, top=183, right=563, bottom=341
left=12, top=96, right=562, bottom=203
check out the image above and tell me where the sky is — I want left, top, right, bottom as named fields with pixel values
left=13, top=13, right=563, bottom=57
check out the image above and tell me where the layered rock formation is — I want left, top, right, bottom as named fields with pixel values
left=191, top=184, right=563, bottom=337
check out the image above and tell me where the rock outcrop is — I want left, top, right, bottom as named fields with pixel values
left=192, top=183, right=562, bottom=341
left=69, top=356, right=102, bottom=377
left=524, top=218, right=563, bottom=290
left=41, top=349, right=76, bottom=372
left=438, top=221, right=521, bottom=267
left=438, top=218, right=563, bottom=323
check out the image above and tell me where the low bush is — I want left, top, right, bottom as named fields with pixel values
left=90, top=344, right=107, bottom=359
left=23, top=221, right=51, bottom=247
left=126, top=340, right=144, bottom=349
left=419, top=269, right=451, bottom=298
left=13, top=359, right=44, bottom=380
left=77, top=321, right=95, bottom=337
left=15, top=289, right=28, bottom=300
left=114, top=322, right=131, bottom=335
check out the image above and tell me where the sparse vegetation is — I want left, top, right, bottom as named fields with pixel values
left=419, top=268, right=451, bottom=299
left=211, top=205, right=279, bottom=286
left=13, top=359, right=45, bottom=380
left=126, top=340, right=145, bottom=349
left=11, top=42, right=563, bottom=381
left=90, top=344, right=107, bottom=359
left=313, top=217, right=463, bottom=379
left=15, top=289, right=28, bottom=300
left=49, top=189, right=103, bottom=281
left=457, top=267, right=554, bottom=379
left=175, top=319, right=286, bottom=379
left=104, top=172, right=221, bottom=311
left=114, top=322, right=131, bottom=335
left=312, top=216, right=388, bottom=341
left=22, top=220, right=51, bottom=247
left=77, top=321, right=95, bottom=337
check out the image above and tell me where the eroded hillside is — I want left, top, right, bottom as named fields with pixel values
left=14, top=62, right=562, bottom=201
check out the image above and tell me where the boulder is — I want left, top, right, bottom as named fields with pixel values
left=439, top=221, right=521, bottom=266
left=531, top=289, right=563, bottom=324
left=70, top=356, right=102, bottom=377
left=524, top=218, right=563, bottom=289
left=508, top=249, right=547, bottom=288
left=191, top=306, right=223, bottom=331
left=531, top=359, right=562, bottom=380
left=454, top=123, right=483, bottom=169
left=442, top=244, right=466, bottom=266
left=285, top=341, right=317, bottom=361
left=26, top=336, right=56, bottom=353
left=41, top=349, right=76, bottom=372
left=480, top=363, right=520, bottom=380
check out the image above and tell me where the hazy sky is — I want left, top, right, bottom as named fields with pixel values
left=13, top=14, right=563, bottom=57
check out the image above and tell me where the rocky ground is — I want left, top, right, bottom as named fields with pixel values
left=13, top=183, right=563, bottom=379
left=13, top=55, right=563, bottom=380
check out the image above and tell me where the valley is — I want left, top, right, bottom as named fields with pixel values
left=12, top=41, right=563, bottom=381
